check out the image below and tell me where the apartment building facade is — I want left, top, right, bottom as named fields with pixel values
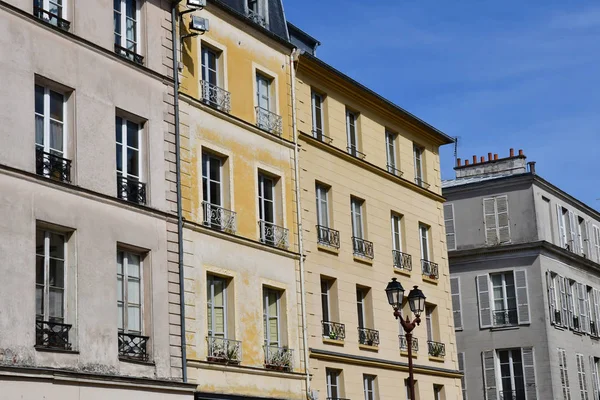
left=445, top=150, right=600, bottom=400
left=0, top=0, right=194, bottom=399
left=290, top=27, right=463, bottom=400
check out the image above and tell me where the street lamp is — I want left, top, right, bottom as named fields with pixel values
left=385, top=278, right=426, bottom=400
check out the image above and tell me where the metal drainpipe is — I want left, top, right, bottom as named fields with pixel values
left=171, top=0, right=187, bottom=383
left=290, top=48, right=311, bottom=398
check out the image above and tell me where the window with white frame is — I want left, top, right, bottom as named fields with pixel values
left=312, top=91, right=325, bottom=140
left=490, top=272, right=518, bottom=326
left=113, top=0, right=141, bottom=60
left=357, top=287, right=366, bottom=329
left=316, top=183, right=330, bottom=228
left=117, top=250, right=142, bottom=334
left=246, top=0, right=267, bottom=26
left=576, top=353, right=589, bottom=400
left=557, top=206, right=569, bottom=249
left=497, top=349, right=526, bottom=399
left=346, top=109, right=360, bottom=156
left=258, top=173, right=276, bottom=239
left=202, top=152, right=223, bottom=207
left=567, top=279, right=580, bottom=331
left=363, top=375, right=376, bottom=400
left=201, top=46, right=218, bottom=88
left=577, top=216, right=589, bottom=257
left=591, top=356, right=600, bottom=400
left=419, top=223, right=430, bottom=261
left=36, top=229, right=67, bottom=324
left=34, top=0, right=68, bottom=28
left=351, top=197, right=365, bottom=239
left=385, top=131, right=398, bottom=174
left=35, top=84, right=67, bottom=160
left=458, top=352, right=467, bottom=399
left=256, top=73, right=271, bottom=112
left=116, top=116, right=145, bottom=203
left=548, top=272, right=564, bottom=326
left=391, top=214, right=402, bottom=252
left=326, top=369, right=341, bottom=400
left=558, top=348, right=572, bottom=400
left=207, top=275, right=227, bottom=338
left=425, top=305, right=434, bottom=342
left=413, top=144, right=424, bottom=186
left=593, top=225, right=600, bottom=263
left=321, top=277, right=331, bottom=324
left=433, top=385, right=443, bottom=400
left=483, top=195, right=510, bottom=245
left=263, top=287, right=281, bottom=347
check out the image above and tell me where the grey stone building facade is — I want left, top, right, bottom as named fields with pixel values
left=444, top=149, right=600, bottom=400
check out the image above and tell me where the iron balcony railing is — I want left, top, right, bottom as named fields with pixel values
left=358, top=327, right=380, bottom=347
left=492, top=308, right=518, bottom=327
left=399, top=335, right=419, bottom=352
left=206, top=336, right=242, bottom=364
left=347, top=145, right=366, bottom=159
left=421, top=259, right=439, bottom=280
left=259, top=220, right=289, bottom=249
left=317, top=225, right=340, bottom=249
left=264, top=345, right=293, bottom=371
left=118, top=332, right=149, bottom=362
left=200, top=80, right=231, bottom=113
left=33, top=5, right=70, bottom=30
left=352, top=237, right=374, bottom=259
left=393, top=250, right=412, bottom=271
left=247, top=8, right=267, bottom=27
left=414, top=177, right=431, bottom=189
left=114, top=43, right=144, bottom=65
left=499, top=389, right=526, bottom=400
left=322, top=321, right=346, bottom=341
left=35, top=320, right=72, bottom=350
left=387, top=164, right=403, bottom=177
left=554, top=310, right=563, bottom=326
left=573, top=316, right=580, bottom=331
left=255, top=106, right=283, bottom=136
left=203, top=202, right=237, bottom=233
left=36, top=149, right=72, bottom=183
left=312, top=129, right=333, bottom=144
left=117, top=175, right=147, bottom=205
left=427, top=340, right=446, bottom=358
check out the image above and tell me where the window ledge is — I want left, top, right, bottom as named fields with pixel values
left=34, top=346, right=79, bottom=355
left=400, top=350, right=417, bottom=358
left=353, top=256, right=373, bottom=266
left=317, top=244, right=339, bottom=255
left=119, top=357, right=155, bottom=366
left=358, top=344, right=379, bottom=352
left=428, top=356, right=445, bottom=363
left=490, top=325, right=520, bottom=332
left=393, top=268, right=411, bottom=277
left=322, top=338, right=345, bottom=346
left=422, top=276, right=438, bottom=285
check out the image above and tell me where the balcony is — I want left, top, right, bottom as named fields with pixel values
left=347, top=145, right=366, bottom=160
left=554, top=310, right=563, bottom=327
left=499, top=389, right=526, bottom=400
left=317, top=225, right=340, bottom=249
left=492, top=308, right=518, bottom=327
left=573, top=316, right=580, bottom=331
left=259, top=220, right=289, bottom=249
left=200, top=80, right=231, bottom=113
left=352, top=237, right=374, bottom=259
left=399, top=335, right=419, bottom=352
left=387, top=164, right=403, bottom=177
left=117, top=175, right=147, bottom=205
left=203, top=202, right=236, bottom=233
left=312, top=129, right=333, bottom=144
left=264, top=345, right=293, bottom=371
left=247, top=9, right=267, bottom=27
left=322, top=321, right=346, bottom=341
left=33, top=5, right=70, bottom=30
left=114, top=43, right=144, bottom=65
left=36, top=149, right=72, bottom=183
left=427, top=341, right=445, bottom=358
left=591, top=320, right=597, bottom=336
left=421, top=259, right=439, bottom=280
left=414, top=177, right=431, bottom=189
left=206, top=336, right=242, bottom=365
left=358, top=327, right=379, bottom=347
left=35, top=320, right=72, bottom=351
left=118, top=332, right=149, bottom=362
left=255, top=106, right=282, bottom=136
left=393, top=250, right=412, bottom=271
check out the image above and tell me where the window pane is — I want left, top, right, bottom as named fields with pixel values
left=49, top=91, right=63, bottom=122
left=35, top=85, right=44, bottom=114
left=115, top=117, right=123, bottom=142
left=128, top=278, right=140, bottom=305
left=117, top=251, right=123, bottom=274
left=117, top=302, right=124, bottom=330
left=49, top=287, right=64, bottom=319
left=35, top=115, right=44, bottom=147
left=209, top=157, right=221, bottom=181
left=49, top=233, right=64, bottom=259
left=214, top=307, right=225, bottom=333
left=49, top=259, right=64, bottom=288
left=36, top=255, right=45, bottom=284
left=207, top=304, right=213, bottom=333
left=127, top=254, right=140, bottom=278
left=126, top=121, right=139, bottom=148
left=126, top=0, right=136, bottom=19
left=269, top=317, right=278, bottom=343
left=114, top=13, right=121, bottom=39
left=127, top=148, right=139, bottom=177
left=117, top=275, right=123, bottom=302
left=49, top=120, right=64, bottom=154
left=264, top=201, right=274, bottom=223
left=116, top=143, right=123, bottom=173
left=213, top=279, right=224, bottom=306
left=209, top=181, right=221, bottom=205
left=36, top=285, right=44, bottom=317
left=128, top=305, right=141, bottom=332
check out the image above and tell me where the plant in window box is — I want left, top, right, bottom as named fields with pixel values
left=554, top=310, right=562, bottom=325
left=429, top=273, right=437, bottom=280
left=328, top=330, right=339, bottom=340
left=226, top=345, right=240, bottom=364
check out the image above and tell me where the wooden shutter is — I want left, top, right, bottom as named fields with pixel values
left=559, top=276, right=568, bottom=327
left=482, top=351, right=497, bottom=400
left=557, top=205, right=567, bottom=248
left=477, top=275, right=492, bottom=328
left=458, top=352, right=467, bottom=400
left=585, top=220, right=591, bottom=258
left=547, top=272, right=556, bottom=324
left=578, top=283, right=589, bottom=333
left=577, top=354, right=589, bottom=400
left=514, top=270, right=530, bottom=324
left=559, top=349, right=572, bottom=400
left=594, top=226, right=600, bottom=263
left=522, top=347, right=537, bottom=400
left=591, top=356, right=599, bottom=400
left=594, top=289, right=600, bottom=335
left=444, top=203, right=456, bottom=251
left=483, top=198, right=498, bottom=245
left=496, top=195, right=510, bottom=243
left=566, top=281, right=575, bottom=329
left=451, top=277, right=463, bottom=331
left=568, top=211, right=578, bottom=252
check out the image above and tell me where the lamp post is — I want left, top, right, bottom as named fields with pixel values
left=385, top=278, right=426, bottom=400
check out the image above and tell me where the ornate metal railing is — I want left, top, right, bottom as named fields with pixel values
left=322, top=321, right=346, bottom=341
left=414, top=177, right=431, bottom=189
left=393, top=250, right=412, bottom=271
left=114, top=43, right=144, bottom=65
left=352, top=237, right=374, bottom=259
left=255, top=106, right=282, bottom=136
left=347, top=146, right=366, bottom=159
left=399, top=335, right=419, bottom=352
left=118, top=332, right=149, bottom=361
left=259, top=220, right=289, bottom=249
left=117, top=175, right=147, bottom=205
left=203, top=202, right=236, bottom=233
left=36, top=149, right=72, bottom=183
left=317, top=225, right=340, bottom=248
left=492, top=308, right=518, bottom=327
left=498, top=389, right=526, bottom=400
left=312, top=129, right=333, bottom=144
left=200, top=80, right=231, bottom=113
left=264, top=345, right=293, bottom=371
left=35, top=320, right=72, bottom=350
left=206, top=336, right=242, bottom=364
left=387, top=164, right=403, bottom=177
left=358, top=327, right=379, bottom=347
left=427, top=341, right=446, bottom=358
left=33, top=6, right=70, bottom=30
left=247, top=8, right=267, bottom=27
left=421, top=259, right=439, bottom=280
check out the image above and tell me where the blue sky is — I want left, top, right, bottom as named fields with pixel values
left=284, top=0, right=600, bottom=209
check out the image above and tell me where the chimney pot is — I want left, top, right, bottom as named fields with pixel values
left=510, top=148, right=515, bottom=157
left=465, top=160, right=470, bottom=166
left=457, top=158, right=462, bottom=166
left=518, top=149, right=524, bottom=156
left=473, top=155, right=477, bottom=164
left=488, top=152, right=492, bottom=161
left=528, top=161, right=537, bottom=174
left=480, top=156, right=485, bottom=163
left=494, top=154, right=499, bottom=160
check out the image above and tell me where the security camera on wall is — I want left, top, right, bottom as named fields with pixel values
left=187, top=0, right=206, bottom=8
left=189, top=15, right=209, bottom=33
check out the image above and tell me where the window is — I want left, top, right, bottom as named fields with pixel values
left=201, top=46, right=218, bottom=87
left=258, top=173, right=276, bottom=239
left=202, top=152, right=222, bottom=207
left=491, top=272, right=518, bottom=326
left=425, top=305, right=434, bottom=342
left=483, top=348, right=535, bottom=400
left=558, top=348, right=572, bottom=400
left=577, top=216, right=589, bottom=257
left=346, top=109, right=361, bottom=157
left=255, top=73, right=281, bottom=135
left=391, top=214, right=402, bottom=252
left=207, top=275, right=227, bottom=338
left=316, top=183, right=329, bottom=228
left=557, top=206, right=569, bottom=249
left=433, top=385, right=443, bottom=400
left=497, top=349, right=526, bottom=400
left=326, top=369, right=341, bottom=400
left=36, top=229, right=67, bottom=325
left=450, top=277, right=463, bottom=331
left=483, top=195, right=510, bottom=244
left=413, top=145, right=424, bottom=186
left=477, top=271, right=530, bottom=328
left=443, top=203, right=456, bottom=251
left=117, top=250, right=142, bottom=334
left=385, top=131, right=398, bottom=175
left=33, top=0, right=69, bottom=29
left=256, top=73, right=271, bottom=112
left=548, top=272, right=565, bottom=326
left=321, top=277, right=331, bottom=325
left=116, top=116, right=145, bottom=204
left=404, top=378, right=416, bottom=400
left=263, top=287, right=281, bottom=347
left=351, top=197, right=364, bottom=239
left=419, top=223, right=430, bottom=261
left=458, top=352, right=467, bottom=400
left=576, top=354, right=589, bottom=400
left=363, top=375, right=376, bottom=400
left=114, top=0, right=142, bottom=63
left=592, top=357, right=600, bottom=399
left=566, top=279, right=581, bottom=331
left=312, top=92, right=325, bottom=141
left=593, top=225, right=600, bottom=262
left=357, top=288, right=366, bottom=329
left=246, top=0, right=267, bottom=26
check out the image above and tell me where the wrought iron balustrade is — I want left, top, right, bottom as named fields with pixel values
left=117, top=175, right=147, bottom=205
left=358, top=327, right=379, bottom=347
left=387, top=164, right=403, bottom=177
left=259, top=220, right=289, bottom=249
left=118, top=332, right=149, bottom=361
left=427, top=340, right=446, bottom=358
left=247, top=9, right=267, bottom=27
left=312, top=129, right=333, bottom=144
left=255, top=107, right=282, bottom=136
left=206, top=336, right=242, bottom=364
left=421, top=259, right=439, bottom=280
left=114, top=43, right=144, bottom=65
left=36, top=149, right=72, bottom=183
left=492, top=308, right=518, bottom=327
left=33, top=6, right=70, bottom=30
left=399, top=335, right=419, bottom=352
left=414, top=177, right=431, bottom=189
left=203, top=202, right=236, bottom=233
left=317, top=225, right=340, bottom=248
left=322, top=321, right=346, bottom=341
left=264, top=345, right=293, bottom=371
left=352, top=237, right=374, bottom=259
left=499, top=389, right=526, bottom=400
left=200, top=80, right=231, bottom=113
left=347, top=146, right=366, bottom=159
left=393, top=250, right=412, bottom=271
left=35, top=320, right=72, bottom=350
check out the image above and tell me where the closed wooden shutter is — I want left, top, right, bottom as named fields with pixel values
left=483, top=198, right=498, bottom=244
left=477, top=275, right=492, bottom=328
left=566, top=281, right=575, bottom=329
left=547, top=272, right=556, bottom=324
left=522, top=347, right=537, bottom=400
left=496, top=195, right=510, bottom=243
left=594, top=226, right=600, bottom=263
left=578, top=283, right=589, bottom=333
left=482, top=351, right=497, bottom=400
left=577, top=353, right=589, bottom=400
left=590, top=356, right=599, bottom=400
left=557, top=205, right=567, bottom=248
left=514, top=269, right=530, bottom=324
left=451, top=277, right=463, bottom=331
left=559, top=276, right=568, bottom=327
left=584, top=220, right=591, bottom=257
left=568, top=211, right=578, bottom=253
left=458, top=352, right=467, bottom=400
left=444, top=203, right=456, bottom=251
left=594, top=289, right=600, bottom=335
left=559, top=348, right=572, bottom=400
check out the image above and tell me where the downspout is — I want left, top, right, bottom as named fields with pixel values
left=290, top=48, right=311, bottom=399
left=171, top=0, right=187, bottom=383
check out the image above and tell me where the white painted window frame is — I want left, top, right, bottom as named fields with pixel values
left=117, top=250, right=143, bottom=334
left=495, top=349, right=525, bottom=396
left=356, top=287, right=366, bottom=329
left=36, top=230, right=67, bottom=323
left=116, top=116, right=143, bottom=181
left=419, top=223, right=430, bottom=260
left=114, top=0, right=142, bottom=54
left=363, top=375, right=375, bottom=400
left=207, top=274, right=227, bottom=338
left=346, top=109, right=358, bottom=153
left=316, top=183, right=329, bottom=228
left=35, top=85, right=67, bottom=158
left=326, top=369, right=340, bottom=399
left=351, top=197, right=364, bottom=239
left=391, top=214, right=402, bottom=252
left=202, top=152, right=223, bottom=207
left=263, top=287, right=281, bottom=347
left=385, top=131, right=397, bottom=173
left=258, top=173, right=276, bottom=224
left=311, top=92, right=325, bottom=139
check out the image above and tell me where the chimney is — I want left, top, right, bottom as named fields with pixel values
left=510, top=148, right=514, bottom=157
left=465, top=159, right=470, bottom=166
left=494, top=154, right=498, bottom=160
left=457, top=158, right=462, bottom=166
left=472, top=155, right=477, bottom=164
left=488, top=152, right=492, bottom=161
left=518, top=149, right=524, bottom=156
left=455, top=148, right=529, bottom=179
left=480, top=156, right=485, bottom=163
left=528, top=161, right=536, bottom=175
